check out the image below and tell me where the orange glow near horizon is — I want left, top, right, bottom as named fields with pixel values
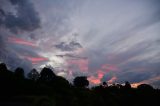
left=87, top=76, right=101, bottom=85
left=131, top=76, right=160, bottom=88
left=87, top=71, right=105, bottom=85
left=88, top=63, right=118, bottom=85
left=108, top=76, right=117, bottom=84
left=131, top=83, right=142, bottom=88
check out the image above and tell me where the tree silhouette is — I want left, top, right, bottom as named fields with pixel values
left=0, top=63, right=160, bottom=106
left=124, top=81, right=131, bottom=89
left=0, top=63, right=13, bottom=82
left=0, top=63, right=7, bottom=72
left=54, top=76, right=70, bottom=88
left=102, top=82, right=108, bottom=88
left=39, top=67, right=56, bottom=82
left=28, top=68, right=40, bottom=81
left=137, top=84, right=153, bottom=91
left=73, top=76, right=89, bottom=88
left=0, top=63, right=8, bottom=77
left=14, top=67, right=25, bottom=79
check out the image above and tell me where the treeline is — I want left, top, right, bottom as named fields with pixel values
left=0, top=63, right=160, bottom=106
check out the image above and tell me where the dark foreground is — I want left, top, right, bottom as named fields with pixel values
left=0, top=63, right=160, bottom=106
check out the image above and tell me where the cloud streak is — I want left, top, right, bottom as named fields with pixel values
left=8, top=36, right=37, bottom=47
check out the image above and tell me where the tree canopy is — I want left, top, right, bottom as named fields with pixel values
left=0, top=63, right=159, bottom=106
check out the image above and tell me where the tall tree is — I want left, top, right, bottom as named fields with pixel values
left=27, top=69, right=40, bottom=81
left=39, top=67, right=56, bottom=82
left=14, top=67, right=24, bottom=79
left=0, top=63, right=7, bottom=72
left=124, top=81, right=131, bottom=89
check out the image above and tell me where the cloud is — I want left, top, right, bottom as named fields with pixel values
left=8, top=36, right=37, bottom=47
left=0, top=0, right=41, bottom=71
left=0, top=0, right=160, bottom=86
left=67, top=58, right=89, bottom=72
left=70, top=0, right=160, bottom=85
left=0, top=48, right=33, bottom=71
left=131, top=75, right=160, bottom=88
left=55, top=40, right=82, bottom=51
left=0, top=9, right=5, bottom=25
left=3, top=0, right=40, bottom=33
left=24, top=56, right=48, bottom=64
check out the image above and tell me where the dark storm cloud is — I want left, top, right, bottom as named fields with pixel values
left=0, top=9, right=5, bottom=25
left=1, top=0, right=40, bottom=33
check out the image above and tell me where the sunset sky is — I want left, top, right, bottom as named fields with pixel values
left=0, top=0, right=160, bottom=87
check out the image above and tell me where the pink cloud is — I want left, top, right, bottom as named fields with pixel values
left=87, top=76, right=101, bottom=85
left=8, top=36, right=37, bottom=47
left=24, top=56, right=48, bottom=64
left=67, top=59, right=89, bottom=72
left=101, top=64, right=119, bottom=72
left=88, top=70, right=105, bottom=85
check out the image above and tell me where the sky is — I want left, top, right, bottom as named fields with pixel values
left=0, top=0, right=160, bottom=87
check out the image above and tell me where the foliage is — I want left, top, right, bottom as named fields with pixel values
left=0, top=63, right=160, bottom=106
left=73, top=76, right=89, bottom=88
